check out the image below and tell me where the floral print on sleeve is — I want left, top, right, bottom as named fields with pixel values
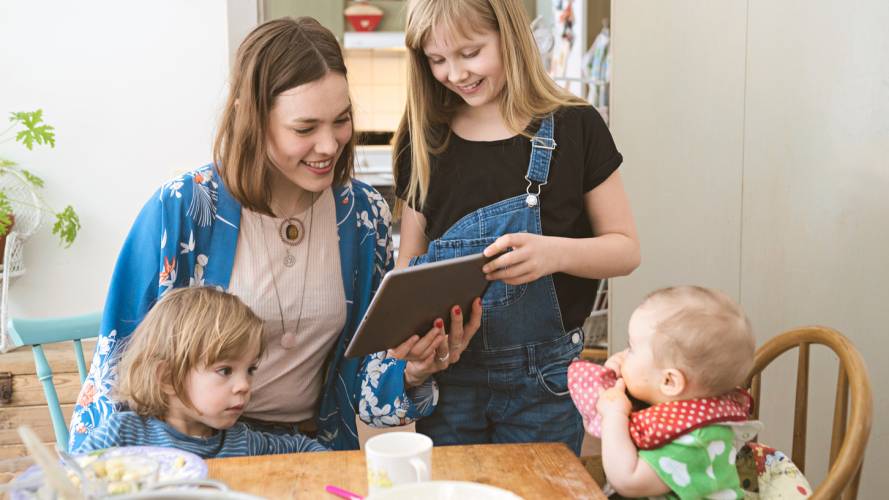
left=68, top=168, right=220, bottom=451
left=355, top=185, right=439, bottom=427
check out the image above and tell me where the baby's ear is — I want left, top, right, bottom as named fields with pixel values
left=659, top=367, right=687, bottom=398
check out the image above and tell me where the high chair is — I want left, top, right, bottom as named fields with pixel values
left=7, top=312, right=102, bottom=452
left=745, top=326, right=872, bottom=500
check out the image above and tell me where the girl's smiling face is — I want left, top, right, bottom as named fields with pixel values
left=423, top=25, right=506, bottom=109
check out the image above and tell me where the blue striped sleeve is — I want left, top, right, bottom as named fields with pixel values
left=243, top=428, right=328, bottom=455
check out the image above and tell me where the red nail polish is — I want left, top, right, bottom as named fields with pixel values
left=434, top=318, right=444, bottom=329
left=453, top=305, right=462, bottom=316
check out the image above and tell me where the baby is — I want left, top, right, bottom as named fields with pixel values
left=75, top=287, right=326, bottom=457
left=570, top=286, right=757, bottom=499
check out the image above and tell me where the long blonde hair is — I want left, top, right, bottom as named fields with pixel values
left=115, top=287, right=265, bottom=418
left=394, top=0, right=586, bottom=214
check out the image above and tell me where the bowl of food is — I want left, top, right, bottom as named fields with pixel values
left=82, top=455, right=159, bottom=496
left=344, top=2, right=384, bottom=32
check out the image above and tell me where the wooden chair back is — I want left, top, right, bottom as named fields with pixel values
left=746, top=326, right=872, bottom=499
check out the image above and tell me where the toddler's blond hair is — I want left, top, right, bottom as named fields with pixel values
left=642, top=286, right=755, bottom=396
left=115, top=287, right=265, bottom=418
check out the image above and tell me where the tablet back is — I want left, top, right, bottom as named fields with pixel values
left=344, top=253, right=491, bottom=358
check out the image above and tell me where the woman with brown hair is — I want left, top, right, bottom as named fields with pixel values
left=70, top=17, right=481, bottom=452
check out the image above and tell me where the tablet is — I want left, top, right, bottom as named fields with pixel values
left=344, top=252, right=492, bottom=358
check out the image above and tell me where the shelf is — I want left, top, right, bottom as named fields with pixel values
left=581, top=347, right=608, bottom=362
left=343, top=31, right=405, bottom=49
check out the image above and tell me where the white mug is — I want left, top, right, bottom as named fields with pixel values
left=364, top=432, right=432, bottom=494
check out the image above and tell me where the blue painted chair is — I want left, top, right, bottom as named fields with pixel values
left=7, top=312, right=102, bottom=452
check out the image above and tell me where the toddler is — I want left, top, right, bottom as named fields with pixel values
left=570, top=286, right=759, bottom=499
left=75, top=287, right=326, bottom=457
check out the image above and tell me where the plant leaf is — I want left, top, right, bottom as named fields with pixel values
left=0, top=192, right=12, bottom=236
left=52, top=205, right=81, bottom=247
left=10, top=109, right=55, bottom=150
left=19, top=168, right=45, bottom=188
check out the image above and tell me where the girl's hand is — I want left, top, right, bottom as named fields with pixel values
left=604, top=350, right=627, bottom=378
left=389, top=297, right=483, bottom=387
left=596, top=379, right=632, bottom=419
left=482, top=233, right=560, bottom=285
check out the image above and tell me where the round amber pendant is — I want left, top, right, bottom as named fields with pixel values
left=278, top=217, right=305, bottom=246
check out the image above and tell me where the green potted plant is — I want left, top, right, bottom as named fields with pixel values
left=0, top=109, right=81, bottom=265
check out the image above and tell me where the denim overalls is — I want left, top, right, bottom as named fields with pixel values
left=410, top=115, right=585, bottom=454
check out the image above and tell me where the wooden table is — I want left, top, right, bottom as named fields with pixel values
left=207, top=442, right=606, bottom=499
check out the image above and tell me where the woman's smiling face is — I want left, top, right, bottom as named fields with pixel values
left=265, top=71, right=353, bottom=196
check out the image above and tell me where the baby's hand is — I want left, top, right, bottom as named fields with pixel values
left=603, top=350, right=627, bottom=378
left=596, top=378, right=632, bottom=418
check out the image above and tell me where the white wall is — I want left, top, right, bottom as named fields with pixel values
left=610, top=0, right=889, bottom=497
left=0, top=1, right=235, bottom=317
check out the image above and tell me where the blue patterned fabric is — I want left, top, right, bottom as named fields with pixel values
left=74, top=411, right=327, bottom=458
left=69, top=165, right=437, bottom=452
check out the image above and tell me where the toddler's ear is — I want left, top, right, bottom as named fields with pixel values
left=659, top=367, right=687, bottom=398
left=155, top=362, right=176, bottom=396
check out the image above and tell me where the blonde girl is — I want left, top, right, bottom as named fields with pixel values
left=392, top=0, right=640, bottom=454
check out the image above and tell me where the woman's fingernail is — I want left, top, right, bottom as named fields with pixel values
left=453, top=305, right=462, bottom=316
left=434, top=318, right=444, bottom=329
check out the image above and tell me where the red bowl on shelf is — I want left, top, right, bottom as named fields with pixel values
left=346, top=13, right=383, bottom=32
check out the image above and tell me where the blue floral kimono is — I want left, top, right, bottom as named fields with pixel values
left=69, top=165, right=437, bottom=452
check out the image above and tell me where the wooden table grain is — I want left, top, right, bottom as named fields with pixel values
left=207, top=442, right=606, bottom=499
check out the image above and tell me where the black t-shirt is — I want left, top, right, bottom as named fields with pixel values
left=395, top=105, right=623, bottom=331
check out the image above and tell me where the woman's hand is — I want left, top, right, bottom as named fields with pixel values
left=482, top=233, right=561, bottom=285
left=596, top=378, right=632, bottom=419
left=388, top=297, right=483, bottom=387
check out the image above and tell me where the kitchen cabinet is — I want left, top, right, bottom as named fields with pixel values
left=263, top=1, right=536, bottom=40
left=263, top=0, right=344, bottom=37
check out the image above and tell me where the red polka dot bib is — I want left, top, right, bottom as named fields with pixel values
left=568, top=360, right=752, bottom=449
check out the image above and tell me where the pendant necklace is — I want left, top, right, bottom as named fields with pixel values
left=276, top=194, right=315, bottom=267
left=261, top=191, right=316, bottom=348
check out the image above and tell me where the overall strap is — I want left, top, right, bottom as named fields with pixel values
left=524, top=114, right=556, bottom=207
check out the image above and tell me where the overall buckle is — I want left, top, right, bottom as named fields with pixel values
left=530, top=136, right=557, bottom=150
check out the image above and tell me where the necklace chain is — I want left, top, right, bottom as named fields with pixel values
left=260, top=192, right=315, bottom=349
